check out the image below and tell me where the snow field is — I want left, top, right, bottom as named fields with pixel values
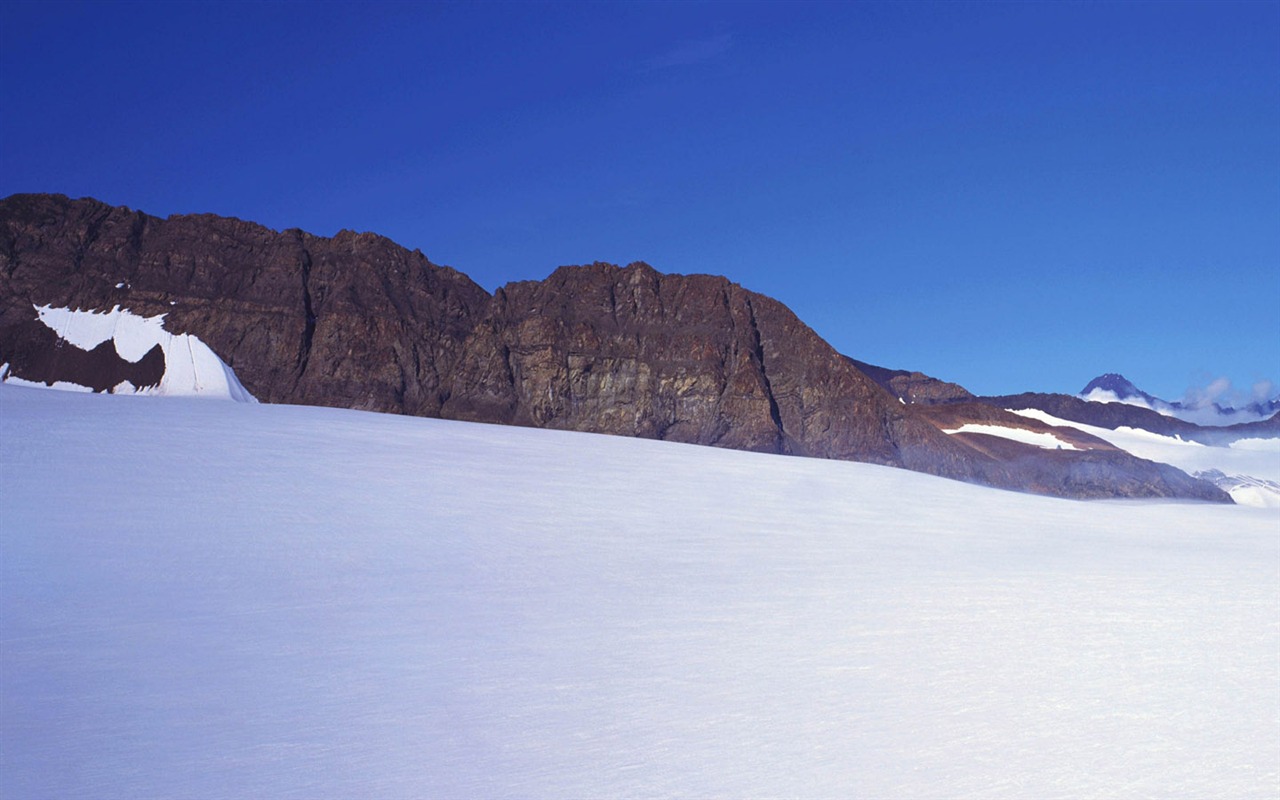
left=2, top=385, right=1277, bottom=799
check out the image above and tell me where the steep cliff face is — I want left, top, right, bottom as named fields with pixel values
left=439, top=261, right=980, bottom=476
left=442, top=263, right=789, bottom=453
left=0, top=194, right=1231, bottom=502
left=0, top=193, right=490, bottom=413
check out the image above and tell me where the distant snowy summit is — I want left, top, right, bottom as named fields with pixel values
left=1080, top=373, right=1161, bottom=406
left=1079, top=372, right=1280, bottom=425
left=1, top=304, right=255, bottom=402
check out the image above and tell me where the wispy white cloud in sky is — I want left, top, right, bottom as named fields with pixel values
left=641, top=33, right=732, bottom=71
left=1183, top=376, right=1234, bottom=410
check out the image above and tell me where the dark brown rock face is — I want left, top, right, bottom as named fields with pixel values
left=0, top=194, right=1232, bottom=502
left=440, top=261, right=982, bottom=477
left=0, top=193, right=490, bottom=413
left=3, top=315, right=166, bottom=392
left=848, top=358, right=975, bottom=404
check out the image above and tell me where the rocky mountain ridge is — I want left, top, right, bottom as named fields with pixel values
left=978, top=390, right=1279, bottom=445
left=0, top=193, right=1231, bottom=502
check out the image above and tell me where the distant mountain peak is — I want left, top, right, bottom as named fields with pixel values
left=1081, top=373, right=1151, bottom=401
left=1080, top=373, right=1141, bottom=399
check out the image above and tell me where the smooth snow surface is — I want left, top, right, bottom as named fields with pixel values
left=3, top=385, right=1278, bottom=799
left=942, top=422, right=1080, bottom=450
left=1009, top=407, right=1280, bottom=508
left=15, top=304, right=257, bottom=401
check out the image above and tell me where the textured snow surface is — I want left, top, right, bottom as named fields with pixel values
left=3, top=385, right=1278, bottom=800
left=15, top=304, right=257, bottom=401
left=942, top=423, right=1080, bottom=450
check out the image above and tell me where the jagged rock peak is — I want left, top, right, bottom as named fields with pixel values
left=1081, top=373, right=1152, bottom=401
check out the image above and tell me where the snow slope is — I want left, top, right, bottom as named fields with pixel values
left=1, top=304, right=256, bottom=400
left=2, top=385, right=1277, bottom=799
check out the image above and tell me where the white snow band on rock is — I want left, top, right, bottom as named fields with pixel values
left=16, top=304, right=257, bottom=401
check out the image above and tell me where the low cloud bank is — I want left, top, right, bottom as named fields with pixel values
left=1082, top=377, right=1278, bottom=426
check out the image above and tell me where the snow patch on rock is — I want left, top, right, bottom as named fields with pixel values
left=942, top=423, right=1080, bottom=450
left=1010, top=407, right=1280, bottom=507
left=17, top=304, right=256, bottom=402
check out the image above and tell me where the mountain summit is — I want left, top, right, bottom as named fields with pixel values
left=1081, top=373, right=1158, bottom=404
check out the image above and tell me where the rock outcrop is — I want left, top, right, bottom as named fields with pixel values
left=0, top=193, right=490, bottom=414
left=0, top=194, right=1232, bottom=502
left=443, top=262, right=974, bottom=469
left=2, top=315, right=166, bottom=392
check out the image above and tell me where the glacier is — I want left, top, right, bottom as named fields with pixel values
left=1, top=384, right=1277, bottom=798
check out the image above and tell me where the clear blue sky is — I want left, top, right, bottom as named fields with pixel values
left=3, top=1, right=1277, bottom=402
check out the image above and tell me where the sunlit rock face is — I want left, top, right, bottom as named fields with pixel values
left=442, top=261, right=950, bottom=467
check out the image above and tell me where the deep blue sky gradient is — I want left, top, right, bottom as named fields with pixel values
left=3, top=1, right=1277, bottom=400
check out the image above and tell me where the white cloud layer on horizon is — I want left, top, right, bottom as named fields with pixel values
left=1081, top=376, right=1278, bottom=426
